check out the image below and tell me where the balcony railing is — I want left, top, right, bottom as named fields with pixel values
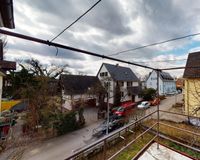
left=65, top=110, right=200, bottom=160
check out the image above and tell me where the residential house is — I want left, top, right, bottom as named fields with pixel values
left=60, top=74, right=102, bottom=110
left=0, top=0, right=15, bottom=29
left=146, top=70, right=176, bottom=95
left=183, top=51, right=200, bottom=117
left=97, top=63, right=142, bottom=105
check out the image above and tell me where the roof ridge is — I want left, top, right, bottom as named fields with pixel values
left=103, top=63, right=132, bottom=69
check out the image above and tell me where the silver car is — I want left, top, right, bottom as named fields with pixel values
left=137, top=101, right=150, bottom=109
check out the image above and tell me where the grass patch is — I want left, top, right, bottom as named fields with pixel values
left=114, top=133, right=153, bottom=160
left=144, top=119, right=200, bottom=146
left=86, top=126, right=154, bottom=160
left=159, top=139, right=200, bottom=159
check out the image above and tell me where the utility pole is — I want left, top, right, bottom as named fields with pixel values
left=156, top=70, right=160, bottom=149
left=106, top=82, right=110, bottom=135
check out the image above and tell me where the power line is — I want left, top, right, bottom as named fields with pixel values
left=109, top=32, right=200, bottom=56
left=0, top=29, right=156, bottom=70
left=50, top=0, right=102, bottom=42
left=161, top=66, right=200, bottom=70
left=132, top=59, right=187, bottom=64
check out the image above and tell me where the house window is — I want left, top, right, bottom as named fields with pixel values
left=104, top=82, right=110, bottom=88
left=100, top=72, right=108, bottom=77
left=127, top=82, right=132, bottom=87
left=120, top=92, right=124, bottom=98
left=117, top=81, right=124, bottom=86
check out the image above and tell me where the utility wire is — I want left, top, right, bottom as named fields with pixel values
left=132, top=59, right=187, bottom=64
left=50, top=0, right=102, bottom=42
left=0, top=29, right=156, bottom=70
left=109, top=32, right=200, bottom=56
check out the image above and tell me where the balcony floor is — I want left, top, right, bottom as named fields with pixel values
left=137, top=142, right=192, bottom=160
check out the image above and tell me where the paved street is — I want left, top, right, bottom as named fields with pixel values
left=146, top=94, right=185, bottom=122
left=21, top=120, right=101, bottom=160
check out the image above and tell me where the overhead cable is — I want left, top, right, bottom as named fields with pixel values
left=50, top=0, right=102, bottom=42
left=109, top=32, right=200, bottom=56
left=0, top=29, right=155, bottom=70
left=132, top=59, right=187, bottom=64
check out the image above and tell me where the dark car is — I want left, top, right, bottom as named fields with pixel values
left=92, top=115, right=125, bottom=137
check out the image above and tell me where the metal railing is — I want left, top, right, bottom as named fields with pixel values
left=65, top=109, right=200, bottom=160
left=65, top=110, right=157, bottom=160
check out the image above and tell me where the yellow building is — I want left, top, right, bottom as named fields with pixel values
left=183, top=52, right=200, bottom=117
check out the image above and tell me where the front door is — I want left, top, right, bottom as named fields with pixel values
left=132, top=95, right=135, bottom=102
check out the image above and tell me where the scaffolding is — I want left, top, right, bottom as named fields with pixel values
left=0, top=29, right=199, bottom=160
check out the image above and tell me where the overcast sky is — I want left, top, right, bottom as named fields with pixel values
left=2, top=0, right=200, bottom=78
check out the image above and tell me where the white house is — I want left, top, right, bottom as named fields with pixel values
left=97, top=63, right=142, bottom=105
left=60, top=74, right=102, bottom=110
left=146, top=70, right=176, bottom=95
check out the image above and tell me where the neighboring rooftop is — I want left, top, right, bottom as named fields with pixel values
left=147, top=70, right=174, bottom=81
left=60, top=74, right=101, bottom=95
left=99, top=63, right=139, bottom=82
left=183, top=51, right=200, bottom=78
left=138, top=143, right=193, bottom=160
left=0, top=0, right=15, bottom=29
left=160, top=71, right=174, bottom=81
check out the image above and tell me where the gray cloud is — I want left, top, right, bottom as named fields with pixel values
left=3, top=0, right=200, bottom=76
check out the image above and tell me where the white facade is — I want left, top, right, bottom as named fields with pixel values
left=62, top=92, right=96, bottom=110
left=97, top=65, right=141, bottom=104
left=146, top=70, right=176, bottom=95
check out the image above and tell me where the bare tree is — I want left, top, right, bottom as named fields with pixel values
left=0, top=36, right=7, bottom=58
left=22, top=59, right=70, bottom=78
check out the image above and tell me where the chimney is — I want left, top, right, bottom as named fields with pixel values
left=116, top=63, right=119, bottom=67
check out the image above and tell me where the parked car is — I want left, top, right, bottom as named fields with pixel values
left=149, top=98, right=160, bottom=106
left=92, top=115, right=125, bottom=137
left=112, top=102, right=136, bottom=117
left=137, top=101, right=150, bottom=109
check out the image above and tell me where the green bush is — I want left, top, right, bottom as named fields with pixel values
left=55, top=111, right=78, bottom=135
left=54, top=109, right=85, bottom=135
left=141, top=88, right=156, bottom=101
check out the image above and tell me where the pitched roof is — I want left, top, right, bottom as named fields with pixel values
left=60, top=74, right=101, bottom=95
left=160, top=71, right=174, bottom=81
left=146, top=70, right=174, bottom=82
left=183, top=52, right=200, bottom=78
left=100, top=63, right=139, bottom=82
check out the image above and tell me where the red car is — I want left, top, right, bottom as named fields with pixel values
left=149, top=98, right=160, bottom=106
left=113, top=102, right=136, bottom=117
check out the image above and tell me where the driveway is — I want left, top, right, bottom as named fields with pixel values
left=145, top=94, right=185, bottom=122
